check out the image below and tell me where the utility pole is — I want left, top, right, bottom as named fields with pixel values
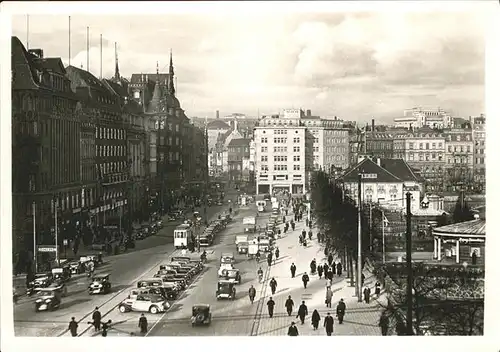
left=405, top=192, right=413, bottom=335
left=382, top=209, right=386, bottom=264
left=54, top=200, right=59, bottom=266
left=32, top=201, right=37, bottom=273
left=357, top=173, right=363, bottom=302
left=369, top=202, right=373, bottom=251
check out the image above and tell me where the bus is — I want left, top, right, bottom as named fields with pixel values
left=174, top=224, right=193, bottom=249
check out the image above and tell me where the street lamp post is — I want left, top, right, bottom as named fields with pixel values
left=54, top=200, right=60, bottom=267
left=405, top=191, right=413, bottom=335
left=357, top=173, right=363, bottom=302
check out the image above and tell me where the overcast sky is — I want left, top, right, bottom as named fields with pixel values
left=10, top=3, right=486, bottom=123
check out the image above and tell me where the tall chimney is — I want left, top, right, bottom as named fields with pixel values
left=306, top=109, right=311, bottom=117
left=372, top=118, right=375, bottom=133
left=216, top=110, right=220, bottom=119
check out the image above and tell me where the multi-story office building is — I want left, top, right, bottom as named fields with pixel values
left=472, top=115, right=486, bottom=191
left=443, top=128, right=474, bottom=191
left=66, top=66, right=129, bottom=234
left=365, top=131, right=394, bottom=159
left=254, top=109, right=313, bottom=195
left=227, top=138, right=251, bottom=183
left=393, top=127, right=446, bottom=192
left=394, top=107, right=452, bottom=129
left=301, top=113, right=350, bottom=172
left=12, top=37, right=81, bottom=263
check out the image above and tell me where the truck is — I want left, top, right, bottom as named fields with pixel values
left=243, top=216, right=256, bottom=226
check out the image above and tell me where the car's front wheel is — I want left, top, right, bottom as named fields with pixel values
left=118, top=305, right=128, bottom=313
left=150, top=305, right=159, bottom=314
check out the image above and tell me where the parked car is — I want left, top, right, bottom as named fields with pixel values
left=118, top=294, right=170, bottom=314
left=34, top=287, right=62, bottom=312
left=191, top=304, right=212, bottom=326
left=88, top=274, right=111, bottom=295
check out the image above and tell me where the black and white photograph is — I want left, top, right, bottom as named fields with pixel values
left=1, top=1, right=499, bottom=349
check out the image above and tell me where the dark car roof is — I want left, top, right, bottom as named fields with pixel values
left=193, top=304, right=210, bottom=309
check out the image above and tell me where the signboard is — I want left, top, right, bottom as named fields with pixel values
left=63, top=239, right=68, bottom=246
left=37, top=245, right=58, bottom=253
left=361, top=173, right=377, bottom=179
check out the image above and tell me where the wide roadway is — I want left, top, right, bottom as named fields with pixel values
left=142, top=205, right=274, bottom=336
left=13, top=201, right=230, bottom=337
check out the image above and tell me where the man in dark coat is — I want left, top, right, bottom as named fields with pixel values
left=290, top=263, right=297, bottom=278
left=283, top=215, right=286, bottom=224
left=269, top=277, right=278, bottom=295
left=285, top=295, right=295, bottom=316
left=291, top=221, right=295, bottom=231
left=323, top=263, right=329, bottom=274
left=68, top=317, right=78, bottom=337
left=248, top=285, right=256, bottom=304
left=363, top=286, right=371, bottom=304
left=297, top=301, right=308, bottom=324
left=287, top=322, right=299, bottom=336
left=310, top=259, right=317, bottom=274
left=267, top=252, right=273, bottom=267
left=327, top=268, right=334, bottom=281
left=305, top=218, right=309, bottom=227
left=139, top=313, right=148, bottom=334
left=301, top=272, right=310, bottom=288
left=336, top=261, right=343, bottom=276
left=324, top=312, right=334, bottom=336
left=100, top=320, right=112, bottom=337
left=308, top=230, right=313, bottom=241
left=301, top=229, right=306, bottom=239
left=379, top=312, right=389, bottom=336
left=336, top=298, right=346, bottom=324
left=328, top=254, right=334, bottom=266
left=267, top=297, right=276, bottom=318
left=92, top=307, right=102, bottom=331
left=317, top=264, right=324, bottom=279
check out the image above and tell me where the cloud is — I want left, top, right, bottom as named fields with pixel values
left=10, top=10, right=485, bottom=122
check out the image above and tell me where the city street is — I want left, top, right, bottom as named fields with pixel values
left=13, top=201, right=229, bottom=337
left=91, top=204, right=272, bottom=337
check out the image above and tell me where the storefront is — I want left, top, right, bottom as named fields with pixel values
left=432, top=218, right=485, bottom=266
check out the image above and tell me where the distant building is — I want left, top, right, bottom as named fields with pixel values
left=227, top=138, right=251, bottom=184
left=443, top=128, right=474, bottom=192
left=394, top=107, right=452, bottom=129
left=472, top=115, right=485, bottom=192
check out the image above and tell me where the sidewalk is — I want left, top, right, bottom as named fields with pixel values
left=254, top=217, right=386, bottom=336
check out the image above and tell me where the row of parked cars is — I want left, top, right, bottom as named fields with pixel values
left=198, top=216, right=230, bottom=247
left=133, top=219, right=164, bottom=240
left=116, top=256, right=205, bottom=315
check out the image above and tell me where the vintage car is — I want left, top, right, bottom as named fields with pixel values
left=51, top=267, right=72, bottom=282
left=157, top=266, right=191, bottom=281
left=79, top=255, right=99, bottom=267
left=191, top=304, right=212, bottom=326
left=237, top=242, right=249, bottom=255
left=34, top=287, right=62, bottom=312
left=118, top=294, right=170, bottom=314
left=45, top=281, right=68, bottom=297
left=156, top=220, right=164, bottom=228
left=129, top=287, right=177, bottom=301
left=137, top=278, right=182, bottom=292
left=171, top=261, right=201, bottom=274
left=216, top=280, right=236, bottom=300
left=88, top=274, right=111, bottom=295
left=168, top=263, right=197, bottom=277
left=68, top=261, right=85, bottom=275
left=220, top=253, right=235, bottom=264
left=154, top=271, right=187, bottom=289
left=218, top=268, right=242, bottom=284
left=27, top=273, right=53, bottom=295
left=217, top=263, right=235, bottom=276
left=171, top=256, right=204, bottom=270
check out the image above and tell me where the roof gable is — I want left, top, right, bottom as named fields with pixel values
left=228, top=138, right=251, bottom=147
left=379, top=159, right=419, bottom=182
left=341, top=158, right=402, bottom=183
left=207, top=120, right=231, bottom=130
left=35, top=58, right=66, bottom=75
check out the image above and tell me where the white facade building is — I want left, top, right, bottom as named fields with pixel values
left=394, top=108, right=452, bottom=129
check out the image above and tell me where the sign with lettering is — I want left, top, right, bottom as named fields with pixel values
left=37, top=245, right=58, bottom=253
left=361, top=173, right=377, bottom=179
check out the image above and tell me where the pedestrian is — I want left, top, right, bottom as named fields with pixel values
left=290, top=263, right=297, bottom=278
left=291, top=222, right=295, bottom=231
left=287, top=322, right=299, bottom=336
left=336, top=261, right=342, bottom=276
left=138, top=313, right=148, bottom=334
left=361, top=273, right=365, bottom=287
left=297, top=301, right=308, bottom=324
left=285, top=209, right=289, bottom=216
left=267, top=252, right=273, bottom=267
left=328, top=254, right=334, bottom=267
left=267, top=297, right=275, bottom=318
left=282, top=215, right=286, bottom=224
left=100, top=320, right=112, bottom=337
left=327, top=268, right=334, bottom=281
left=301, top=272, right=310, bottom=288
left=275, top=247, right=280, bottom=261
left=308, top=230, right=312, bottom=241
left=363, top=286, right=371, bottom=304
left=303, top=238, right=307, bottom=247
left=68, top=317, right=78, bottom=337
left=323, top=263, right=329, bottom=274
left=379, top=312, right=390, bottom=336
left=317, top=264, right=323, bottom=279
left=336, top=298, right=346, bottom=324
left=301, top=229, right=306, bottom=239
left=305, top=218, right=309, bottom=227
left=324, top=312, right=334, bottom=336
left=375, top=281, right=381, bottom=297
left=248, top=285, right=256, bottom=304
left=269, top=277, right=278, bottom=295
left=310, top=259, right=317, bottom=274
left=92, top=307, right=102, bottom=332
left=285, top=295, right=294, bottom=316
left=325, top=287, right=333, bottom=308
left=311, top=309, right=321, bottom=330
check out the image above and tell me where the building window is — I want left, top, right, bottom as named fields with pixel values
left=293, top=155, right=300, bottom=162
left=426, top=143, right=429, bottom=149
left=432, top=143, right=436, bottom=149
left=293, top=137, right=300, bottom=143
left=467, top=145, right=471, bottom=152
left=261, top=137, right=268, bottom=144
left=448, top=146, right=452, bottom=152
left=419, top=143, right=423, bottom=149
left=409, top=142, right=414, bottom=149
left=293, top=146, right=300, bottom=152
left=261, top=156, right=268, bottom=162
left=293, top=165, right=300, bottom=170
left=261, top=146, right=268, bottom=152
